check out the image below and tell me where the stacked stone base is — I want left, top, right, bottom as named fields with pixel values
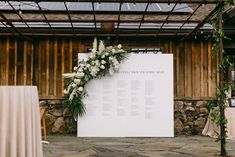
left=44, top=100, right=209, bottom=135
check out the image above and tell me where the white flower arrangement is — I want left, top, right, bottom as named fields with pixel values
left=63, top=38, right=129, bottom=117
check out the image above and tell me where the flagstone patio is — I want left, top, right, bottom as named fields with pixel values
left=43, top=135, right=235, bottom=157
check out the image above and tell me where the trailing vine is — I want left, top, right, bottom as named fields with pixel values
left=207, top=0, right=234, bottom=156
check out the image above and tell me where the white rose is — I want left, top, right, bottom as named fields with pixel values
left=101, top=60, right=106, bottom=64
left=73, top=66, right=78, bottom=71
left=92, top=49, right=96, bottom=53
left=109, top=68, right=114, bottom=75
left=95, top=60, right=99, bottom=65
left=109, top=57, right=113, bottom=61
left=72, top=83, right=77, bottom=88
left=86, top=64, right=90, bottom=68
left=74, top=79, right=81, bottom=84
left=78, top=68, right=83, bottom=72
left=83, top=58, right=88, bottom=62
left=78, top=87, right=83, bottom=92
left=63, top=89, right=69, bottom=94
left=112, top=48, right=116, bottom=53
left=76, top=72, right=84, bottom=78
left=117, top=44, right=122, bottom=49
left=101, top=55, right=105, bottom=58
left=100, top=65, right=105, bottom=69
left=105, top=52, right=109, bottom=56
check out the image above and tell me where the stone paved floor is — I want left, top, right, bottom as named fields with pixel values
left=43, top=135, right=235, bottom=157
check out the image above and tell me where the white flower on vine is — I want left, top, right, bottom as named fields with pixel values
left=73, top=66, right=78, bottom=71
left=69, top=88, right=77, bottom=101
left=64, top=89, right=69, bottom=94
left=109, top=57, right=113, bottom=61
left=95, top=60, right=100, bottom=65
left=72, top=83, right=77, bottom=88
left=92, top=49, right=96, bottom=53
left=74, top=79, right=81, bottom=84
left=100, top=65, right=105, bottom=69
left=83, top=58, right=88, bottom=62
left=99, top=40, right=105, bottom=52
left=78, top=87, right=83, bottom=92
left=117, top=44, right=122, bottom=49
left=92, top=37, right=97, bottom=51
left=109, top=68, right=114, bottom=75
left=105, top=52, right=109, bottom=56
left=86, top=64, right=91, bottom=68
left=78, top=68, right=83, bottom=72
left=76, top=72, right=84, bottom=78
left=112, top=48, right=116, bottom=53
left=101, top=60, right=106, bottom=64
left=101, top=55, right=105, bottom=58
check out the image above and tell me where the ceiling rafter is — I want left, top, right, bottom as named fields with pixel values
left=64, top=2, right=75, bottom=33
left=6, top=0, right=220, bottom=4
left=35, top=1, right=54, bottom=34
left=155, top=2, right=178, bottom=36
left=0, top=9, right=191, bottom=15
left=180, top=1, right=223, bottom=41
left=138, top=0, right=152, bottom=32
left=0, top=0, right=223, bottom=37
left=173, top=3, right=202, bottom=37
left=7, top=1, right=36, bottom=37
left=0, top=18, right=202, bottom=23
left=92, top=1, right=97, bottom=35
left=0, top=13, right=33, bottom=41
left=116, top=0, right=123, bottom=37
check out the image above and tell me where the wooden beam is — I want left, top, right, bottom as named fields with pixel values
left=155, top=3, right=178, bottom=36
left=138, top=1, right=151, bottom=32
left=14, top=39, right=17, bottom=85
left=180, top=2, right=223, bottom=41
left=5, top=0, right=220, bottom=4
left=0, top=9, right=191, bottom=15
left=5, top=37, right=9, bottom=85
left=0, top=19, right=202, bottom=23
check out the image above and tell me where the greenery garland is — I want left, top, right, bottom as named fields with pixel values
left=63, top=39, right=129, bottom=117
left=207, top=0, right=234, bottom=156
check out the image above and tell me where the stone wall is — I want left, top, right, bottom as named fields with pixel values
left=43, top=100, right=209, bottom=135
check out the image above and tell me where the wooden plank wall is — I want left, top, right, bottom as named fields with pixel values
left=0, top=37, right=218, bottom=100
left=0, top=37, right=34, bottom=86
left=34, top=38, right=79, bottom=99
left=162, top=39, right=218, bottom=99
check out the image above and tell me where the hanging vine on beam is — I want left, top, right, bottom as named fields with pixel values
left=207, top=0, right=234, bottom=156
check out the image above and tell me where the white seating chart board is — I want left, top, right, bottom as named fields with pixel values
left=77, top=54, right=173, bottom=137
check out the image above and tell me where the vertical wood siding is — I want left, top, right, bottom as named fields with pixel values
left=0, top=37, right=34, bottom=86
left=0, top=37, right=218, bottom=99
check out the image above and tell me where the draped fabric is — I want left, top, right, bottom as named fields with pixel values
left=0, top=86, right=43, bottom=157
left=202, top=108, right=235, bottom=139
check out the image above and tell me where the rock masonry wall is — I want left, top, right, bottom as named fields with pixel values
left=43, top=100, right=209, bottom=135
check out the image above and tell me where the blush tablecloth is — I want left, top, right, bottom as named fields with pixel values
left=0, top=86, right=43, bottom=157
left=202, top=108, right=235, bottom=139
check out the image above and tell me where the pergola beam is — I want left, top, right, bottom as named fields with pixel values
left=64, top=2, right=75, bottom=34
left=155, top=2, right=178, bottom=36
left=0, top=19, right=202, bottom=23
left=174, top=3, right=202, bottom=37
left=180, top=1, right=223, bottom=41
left=0, top=13, right=33, bottom=41
left=36, top=2, right=54, bottom=34
left=0, top=10, right=191, bottom=15
left=92, top=1, right=97, bottom=34
left=7, top=1, right=36, bottom=36
left=138, top=0, right=151, bottom=31
left=7, top=0, right=220, bottom=4
left=116, top=1, right=123, bottom=36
